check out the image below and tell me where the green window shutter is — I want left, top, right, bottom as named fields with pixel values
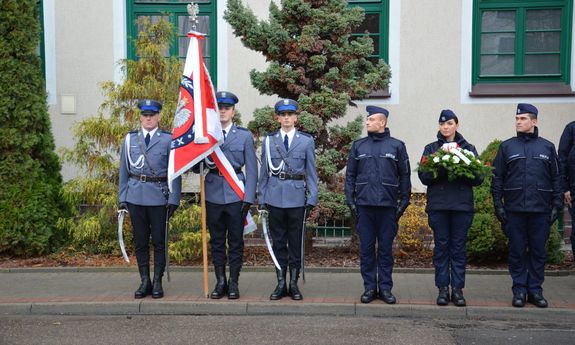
left=349, top=1, right=389, bottom=63
left=473, top=0, right=572, bottom=85
left=126, top=0, right=217, bottom=84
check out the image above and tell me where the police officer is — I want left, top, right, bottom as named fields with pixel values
left=559, top=120, right=575, bottom=261
left=119, top=100, right=182, bottom=299
left=194, top=91, right=257, bottom=299
left=491, top=103, right=563, bottom=308
left=418, top=110, right=483, bottom=307
left=345, top=106, right=411, bottom=304
left=258, top=99, right=318, bottom=301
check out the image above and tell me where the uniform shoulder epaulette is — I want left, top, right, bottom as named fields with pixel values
left=235, top=126, right=249, bottom=132
left=267, top=131, right=278, bottom=137
left=160, top=129, right=173, bottom=135
left=128, top=130, right=138, bottom=134
left=355, top=137, right=369, bottom=144
left=297, top=131, right=312, bottom=138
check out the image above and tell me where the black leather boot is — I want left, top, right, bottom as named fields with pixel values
left=270, top=267, right=288, bottom=300
left=436, top=287, right=449, bottom=306
left=228, top=266, right=240, bottom=300
left=289, top=267, right=303, bottom=300
left=134, top=265, right=152, bottom=299
left=152, top=265, right=164, bottom=299
left=451, top=288, right=466, bottom=307
left=210, top=265, right=228, bottom=299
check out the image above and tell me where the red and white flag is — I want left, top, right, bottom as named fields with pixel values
left=168, top=31, right=222, bottom=188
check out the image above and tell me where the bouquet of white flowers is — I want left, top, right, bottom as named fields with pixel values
left=418, top=143, right=491, bottom=181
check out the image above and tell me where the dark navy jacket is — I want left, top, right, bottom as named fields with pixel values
left=345, top=128, right=411, bottom=208
left=418, top=132, right=483, bottom=212
left=558, top=121, right=575, bottom=194
left=491, top=127, right=563, bottom=213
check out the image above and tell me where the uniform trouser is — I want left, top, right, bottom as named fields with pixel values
left=268, top=205, right=305, bottom=270
left=356, top=206, right=398, bottom=291
left=428, top=211, right=474, bottom=289
left=570, top=206, right=575, bottom=257
left=504, top=212, right=550, bottom=295
left=127, top=203, right=166, bottom=269
left=206, top=201, right=244, bottom=269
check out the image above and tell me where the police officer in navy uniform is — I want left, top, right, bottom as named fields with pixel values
left=345, top=106, right=411, bottom=304
left=119, top=100, right=182, bottom=299
left=258, top=99, right=318, bottom=301
left=194, top=91, right=257, bottom=299
left=491, top=103, right=563, bottom=308
left=418, top=110, right=484, bottom=307
left=558, top=120, right=575, bottom=260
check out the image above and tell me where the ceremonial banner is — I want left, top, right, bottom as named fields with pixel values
left=168, top=31, right=222, bottom=189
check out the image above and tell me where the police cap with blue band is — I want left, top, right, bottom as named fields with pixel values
left=274, top=99, right=299, bottom=113
left=439, top=109, right=458, bottom=123
left=216, top=91, right=239, bottom=106
left=366, top=105, right=389, bottom=118
left=517, top=103, right=538, bottom=117
left=138, top=99, right=162, bottom=115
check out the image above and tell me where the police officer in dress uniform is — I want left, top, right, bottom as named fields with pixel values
left=491, top=103, right=563, bottom=308
left=193, top=91, right=257, bottom=299
left=558, top=120, right=575, bottom=260
left=345, top=106, right=411, bottom=304
left=418, top=110, right=484, bottom=307
left=258, top=99, right=318, bottom=301
left=118, top=100, right=182, bottom=299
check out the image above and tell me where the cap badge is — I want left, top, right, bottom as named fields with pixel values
left=283, top=99, right=289, bottom=105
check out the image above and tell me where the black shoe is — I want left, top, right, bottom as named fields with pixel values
left=527, top=292, right=548, bottom=308
left=436, top=287, right=449, bottom=306
left=134, top=265, right=152, bottom=299
left=151, top=264, right=164, bottom=299
left=210, top=266, right=228, bottom=299
left=227, top=266, right=240, bottom=300
left=270, top=268, right=288, bottom=300
left=360, top=289, right=377, bottom=304
left=288, top=267, right=303, bottom=300
left=512, top=292, right=526, bottom=308
left=451, top=288, right=466, bottom=307
left=379, top=289, right=396, bottom=304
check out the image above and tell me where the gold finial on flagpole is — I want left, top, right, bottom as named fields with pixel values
left=187, top=2, right=199, bottom=32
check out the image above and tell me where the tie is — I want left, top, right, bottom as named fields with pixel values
left=223, top=129, right=227, bottom=141
left=145, top=133, right=151, bottom=147
left=284, top=134, right=289, bottom=151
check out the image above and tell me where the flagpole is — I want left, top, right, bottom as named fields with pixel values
left=200, top=162, right=209, bottom=298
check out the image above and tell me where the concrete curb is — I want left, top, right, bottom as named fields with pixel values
left=0, top=266, right=573, bottom=276
left=2, top=301, right=574, bottom=321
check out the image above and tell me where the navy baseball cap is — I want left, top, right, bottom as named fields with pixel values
left=274, top=99, right=299, bottom=113
left=366, top=105, right=389, bottom=118
left=138, top=100, right=162, bottom=115
left=517, top=103, right=538, bottom=117
left=216, top=91, right=239, bottom=106
left=439, top=109, right=458, bottom=123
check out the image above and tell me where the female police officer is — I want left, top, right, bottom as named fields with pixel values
left=418, top=109, right=483, bottom=307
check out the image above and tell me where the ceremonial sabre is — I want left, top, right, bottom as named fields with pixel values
left=117, top=210, right=130, bottom=263
left=300, top=208, right=307, bottom=283
left=260, top=210, right=281, bottom=271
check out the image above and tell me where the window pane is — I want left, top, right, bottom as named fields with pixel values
left=525, top=32, right=561, bottom=52
left=371, top=35, right=380, bottom=55
left=524, top=54, right=560, bottom=74
left=481, top=10, right=515, bottom=32
left=355, top=13, right=379, bottom=33
left=178, top=15, right=210, bottom=35
left=481, top=55, right=514, bottom=75
left=137, top=15, right=170, bottom=57
left=179, top=36, right=210, bottom=57
left=481, top=33, right=515, bottom=54
left=526, top=9, right=561, bottom=30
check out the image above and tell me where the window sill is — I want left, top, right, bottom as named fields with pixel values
left=366, top=88, right=391, bottom=98
left=469, top=83, right=575, bottom=97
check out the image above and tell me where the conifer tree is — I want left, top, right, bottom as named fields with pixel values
left=0, top=0, right=66, bottom=256
left=59, top=18, right=182, bottom=252
left=225, top=0, right=391, bottom=189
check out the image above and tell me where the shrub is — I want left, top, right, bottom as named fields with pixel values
left=397, top=194, right=432, bottom=252
left=546, top=223, right=564, bottom=265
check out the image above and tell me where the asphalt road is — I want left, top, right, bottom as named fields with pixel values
left=1, top=315, right=574, bottom=345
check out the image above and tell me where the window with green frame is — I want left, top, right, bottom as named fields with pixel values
left=472, top=0, right=573, bottom=89
left=349, top=0, right=389, bottom=64
left=126, top=0, right=217, bottom=82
